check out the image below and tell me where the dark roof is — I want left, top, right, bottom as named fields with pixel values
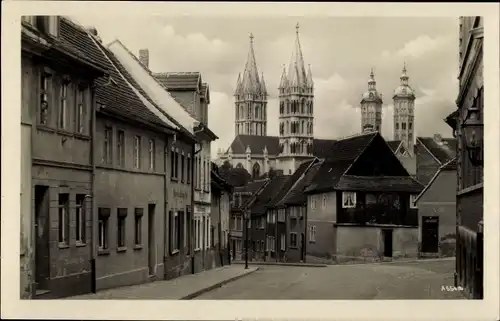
left=336, top=175, right=424, bottom=193
left=218, top=166, right=252, bottom=187
left=440, top=157, right=457, bottom=170
left=272, top=159, right=317, bottom=208
left=211, top=165, right=233, bottom=193
left=305, top=132, right=377, bottom=193
left=233, top=179, right=269, bottom=210
left=386, top=140, right=402, bottom=153
left=227, top=135, right=337, bottom=157
left=59, top=18, right=173, bottom=131
left=417, top=136, right=457, bottom=164
left=251, top=176, right=290, bottom=215
left=282, top=161, right=323, bottom=205
left=153, top=72, right=201, bottom=90
left=444, top=110, right=459, bottom=130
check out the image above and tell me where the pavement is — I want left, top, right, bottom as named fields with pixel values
left=195, top=258, right=466, bottom=300
left=64, top=265, right=258, bottom=300
left=232, top=260, right=327, bottom=268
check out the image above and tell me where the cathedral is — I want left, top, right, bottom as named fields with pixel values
left=216, top=24, right=416, bottom=178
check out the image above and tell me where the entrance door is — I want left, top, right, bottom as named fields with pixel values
left=148, top=204, right=156, bottom=276
left=34, top=185, right=50, bottom=290
left=300, top=233, right=305, bottom=261
left=382, top=229, right=393, bottom=257
left=421, top=216, right=439, bottom=253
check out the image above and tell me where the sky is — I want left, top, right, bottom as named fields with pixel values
left=71, top=15, right=459, bottom=158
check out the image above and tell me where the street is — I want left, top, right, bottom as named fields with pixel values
left=195, top=259, right=464, bottom=299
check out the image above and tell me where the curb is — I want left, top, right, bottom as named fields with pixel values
left=180, top=267, right=259, bottom=300
left=232, top=261, right=327, bottom=268
left=331, top=257, right=455, bottom=267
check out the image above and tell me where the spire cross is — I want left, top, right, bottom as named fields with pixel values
left=296, top=22, right=300, bottom=34
left=249, top=33, right=254, bottom=44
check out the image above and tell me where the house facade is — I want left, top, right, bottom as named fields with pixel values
left=414, top=158, right=457, bottom=257
left=21, top=16, right=106, bottom=298
left=304, top=132, right=424, bottom=263
left=452, top=16, right=484, bottom=299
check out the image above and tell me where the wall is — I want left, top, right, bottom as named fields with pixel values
left=416, top=141, right=440, bottom=186
left=417, top=170, right=457, bottom=256
left=305, top=191, right=337, bottom=262
left=397, top=154, right=416, bottom=176
left=335, top=226, right=418, bottom=262
left=94, top=115, right=167, bottom=290
left=226, top=154, right=278, bottom=176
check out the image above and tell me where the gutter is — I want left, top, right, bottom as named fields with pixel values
left=90, top=82, right=98, bottom=293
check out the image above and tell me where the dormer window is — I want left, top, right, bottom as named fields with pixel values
left=22, top=16, right=37, bottom=26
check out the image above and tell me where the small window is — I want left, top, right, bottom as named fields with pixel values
left=290, top=232, right=298, bottom=248
left=175, top=150, right=179, bottom=179
left=410, top=194, right=418, bottom=209
left=98, top=208, right=110, bottom=250
left=395, top=122, right=399, bottom=130
left=59, top=81, right=68, bottom=130
left=342, top=191, right=356, bottom=208
left=76, top=86, right=85, bottom=133
left=170, top=148, right=176, bottom=179
left=309, top=226, right=316, bottom=243
left=58, top=193, right=69, bottom=245
left=402, top=123, right=407, bottom=130
left=117, top=208, right=127, bottom=249
left=75, top=194, right=86, bottom=244
left=103, top=126, right=112, bottom=164
left=409, top=122, right=413, bottom=130
left=117, top=130, right=125, bottom=167
left=133, top=136, right=141, bottom=169
left=148, top=139, right=155, bottom=170
left=134, top=208, right=143, bottom=246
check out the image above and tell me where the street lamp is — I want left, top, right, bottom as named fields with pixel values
left=245, top=209, right=250, bottom=269
left=461, top=88, right=484, bottom=167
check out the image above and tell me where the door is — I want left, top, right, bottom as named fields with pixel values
left=421, top=216, right=439, bottom=253
left=34, top=185, right=50, bottom=290
left=148, top=204, right=156, bottom=276
left=300, top=233, right=305, bottom=261
left=383, top=229, right=393, bottom=257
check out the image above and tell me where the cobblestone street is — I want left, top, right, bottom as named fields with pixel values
left=196, top=258, right=465, bottom=299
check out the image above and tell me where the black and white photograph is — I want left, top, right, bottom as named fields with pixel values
left=2, top=2, right=499, bottom=321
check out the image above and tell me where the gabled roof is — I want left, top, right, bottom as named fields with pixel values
left=251, top=176, right=290, bottom=215
left=282, top=160, right=323, bottom=206
left=218, top=166, right=252, bottom=188
left=233, top=179, right=269, bottom=210
left=272, top=159, right=318, bottom=208
left=59, top=18, right=174, bottom=132
left=415, top=157, right=457, bottom=203
left=153, top=72, right=201, bottom=91
left=387, top=140, right=403, bottom=153
left=417, top=136, right=457, bottom=164
left=336, top=175, right=423, bottom=193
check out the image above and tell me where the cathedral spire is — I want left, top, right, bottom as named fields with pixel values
left=234, top=72, right=242, bottom=95
left=287, top=22, right=308, bottom=88
left=260, top=72, right=267, bottom=95
left=240, top=33, right=261, bottom=94
left=279, top=64, right=288, bottom=89
left=306, top=64, right=313, bottom=88
left=400, top=62, right=409, bottom=86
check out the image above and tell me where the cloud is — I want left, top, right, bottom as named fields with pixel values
left=382, top=35, right=454, bottom=59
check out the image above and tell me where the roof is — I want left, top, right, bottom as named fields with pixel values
left=336, top=175, right=424, bottom=193
left=218, top=166, right=252, bottom=187
left=251, top=176, right=289, bottom=215
left=414, top=157, right=457, bottom=203
left=59, top=18, right=174, bottom=132
left=282, top=161, right=323, bottom=205
left=272, top=159, right=318, bottom=208
left=444, top=110, right=459, bottom=130
left=417, top=136, right=457, bottom=164
left=227, top=135, right=337, bottom=157
left=153, top=72, right=201, bottom=90
left=211, top=163, right=233, bottom=193
left=387, top=140, right=402, bottom=153
left=233, top=179, right=269, bottom=210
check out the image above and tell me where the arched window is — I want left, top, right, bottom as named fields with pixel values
left=301, top=99, right=306, bottom=114
left=255, top=106, right=259, bottom=119
left=252, top=163, right=260, bottom=179
left=286, top=121, right=290, bottom=134
left=240, top=106, right=244, bottom=119
left=301, top=121, right=305, bottom=134
left=286, top=100, right=290, bottom=114
left=236, top=163, right=243, bottom=169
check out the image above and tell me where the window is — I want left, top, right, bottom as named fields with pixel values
left=117, top=130, right=125, bottom=167
left=290, top=232, right=298, bottom=248
left=410, top=194, right=418, bottom=209
left=175, top=150, right=179, bottom=178
left=134, top=208, right=143, bottom=246
left=47, top=16, right=60, bottom=37
left=58, top=193, right=69, bottom=245
left=187, top=155, right=191, bottom=183
left=409, top=122, right=413, bottom=130
left=179, top=211, right=185, bottom=249
left=170, top=211, right=179, bottom=253
left=117, top=208, right=127, bottom=249
left=170, top=148, right=176, bottom=179
left=342, top=191, right=356, bottom=208
left=195, top=217, right=201, bottom=250
left=395, top=122, right=399, bottom=130
left=148, top=139, right=155, bottom=170
left=103, top=126, right=112, bottom=164
left=210, top=226, right=215, bottom=248
left=322, top=193, right=327, bottom=209
left=181, top=153, right=185, bottom=182
left=75, top=194, right=86, bottom=244
left=39, top=72, right=50, bottom=125
left=76, top=86, right=85, bottom=133
left=206, top=216, right=211, bottom=249
left=309, top=226, right=316, bottom=243
left=59, top=81, right=68, bottom=129
left=310, top=195, right=316, bottom=210
left=133, top=136, right=141, bottom=169
left=402, top=122, right=407, bottom=130
left=98, top=208, right=110, bottom=250
left=280, top=234, right=286, bottom=251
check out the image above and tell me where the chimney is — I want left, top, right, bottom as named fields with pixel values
left=363, top=123, right=375, bottom=133
left=433, top=134, right=443, bottom=143
left=86, top=26, right=102, bottom=43
left=138, top=49, right=149, bottom=68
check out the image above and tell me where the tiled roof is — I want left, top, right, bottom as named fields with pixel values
left=417, top=136, right=457, bottom=164
left=218, top=166, right=252, bottom=187
left=282, top=161, right=323, bottom=205
left=304, top=159, right=352, bottom=194
left=153, top=72, right=201, bottom=90
left=227, top=135, right=337, bottom=157
left=233, top=179, right=269, bottom=209
left=59, top=18, right=173, bottom=131
left=336, top=175, right=424, bottom=193
left=387, top=140, right=402, bottom=153
left=272, top=159, right=317, bottom=208
left=440, top=157, right=457, bottom=171
left=251, top=176, right=289, bottom=215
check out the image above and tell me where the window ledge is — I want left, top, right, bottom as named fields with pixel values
left=309, top=241, right=316, bottom=244
left=37, top=125, right=56, bottom=133
left=98, top=249, right=110, bottom=256
left=58, top=129, right=74, bottom=137
left=194, top=248, right=201, bottom=252
left=171, top=178, right=179, bottom=183
left=116, top=246, right=127, bottom=253
left=76, top=242, right=86, bottom=247
left=171, top=249, right=179, bottom=255
left=58, top=243, right=69, bottom=249
left=74, top=133, right=90, bottom=140
left=134, top=244, right=143, bottom=250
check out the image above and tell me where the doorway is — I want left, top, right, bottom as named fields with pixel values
left=34, top=185, right=50, bottom=290
left=421, top=216, right=439, bottom=253
left=148, top=204, right=156, bottom=276
left=382, top=229, right=393, bottom=258
left=300, top=232, right=305, bottom=261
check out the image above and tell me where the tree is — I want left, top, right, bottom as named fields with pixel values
left=221, top=160, right=232, bottom=170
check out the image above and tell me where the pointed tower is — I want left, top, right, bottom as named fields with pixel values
left=360, top=69, right=383, bottom=133
left=234, top=33, right=268, bottom=137
left=393, top=63, right=416, bottom=154
left=277, top=23, right=314, bottom=175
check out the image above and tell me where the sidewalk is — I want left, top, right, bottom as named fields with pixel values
left=65, top=265, right=258, bottom=300
left=232, top=260, right=327, bottom=268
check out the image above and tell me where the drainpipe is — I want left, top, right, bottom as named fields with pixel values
left=192, top=140, right=202, bottom=273
left=218, top=189, right=222, bottom=266
left=163, top=134, right=170, bottom=280
left=90, top=83, right=97, bottom=293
